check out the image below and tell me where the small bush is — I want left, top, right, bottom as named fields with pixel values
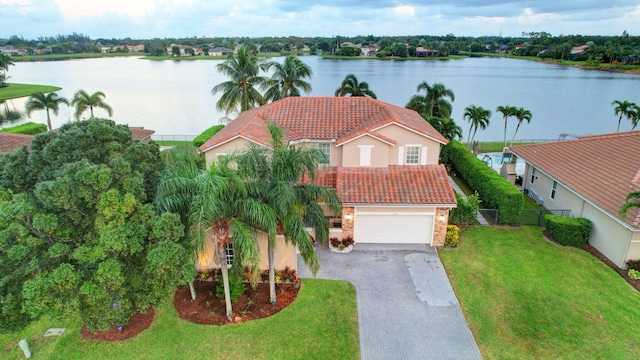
left=215, top=273, right=245, bottom=302
left=627, top=259, right=640, bottom=272
left=193, top=124, right=224, bottom=147
left=544, top=215, right=592, bottom=247
left=628, top=269, right=640, bottom=280
left=445, top=225, right=460, bottom=247
left=449, top=191, right=481, bottom=225
left=1, top=122, right=47, bottom=135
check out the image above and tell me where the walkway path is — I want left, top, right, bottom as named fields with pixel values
left=298, top=244, right=482, bottom=360
left=448, top=176, right=490, bottom=225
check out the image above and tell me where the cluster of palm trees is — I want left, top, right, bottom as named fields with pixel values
left=155, top=123, right=340, bottom=319
left=25, top=89, right=112, bottom=131
left=212, top=45, right=314, bottom=116
left=0, top=54, right=14, bottom=87
left=612, top=100, right=640, bottom=132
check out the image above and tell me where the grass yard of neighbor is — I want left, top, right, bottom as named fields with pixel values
left=0, top=84, right=62, bottom=101
left=439, top=226, right=640, bottom=360
left=0, top=279, right=359, bottom=360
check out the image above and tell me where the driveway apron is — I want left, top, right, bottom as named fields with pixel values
left=297, top=244, right=482, bottom=360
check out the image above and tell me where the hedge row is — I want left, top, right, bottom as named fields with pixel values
left=192, top=124, right=224, bottom=147
left=449, top=191, right=481, bottom=225
left=441, top=140, right=523, bottom=224
left=544, top=214, right=592, bottom=247
left=0, top=122, right=47, bottom=135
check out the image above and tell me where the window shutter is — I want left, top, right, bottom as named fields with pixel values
left=421, top=147, right=428, bottom=165
left=398, top=146, right=404, bottom=165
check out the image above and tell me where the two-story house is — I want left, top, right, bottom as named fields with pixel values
left=198, top=97, right=457, bottom=271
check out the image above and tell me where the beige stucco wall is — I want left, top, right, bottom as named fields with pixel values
left=340, top=136, right=391, bottom=167
left=375, top=124, right=442, bottom=165
left=196, top=231, right=298, bottom=272
left=524, top=164, right=635, bottom=269
left=203, top=137, right=253, bottom=165
left=291, top=141, right=343, bottom=167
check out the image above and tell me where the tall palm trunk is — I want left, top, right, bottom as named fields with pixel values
left=467, top=124, right=474, bottom=149
left=268, top=238, right=276, bottom=305
left=214, top=222, right=233, bottom=319
left=45, top=109, right=53, bottom=132
left=617, top=114, right=623, bottom=132
left=510, top=123, right=522, bottom=146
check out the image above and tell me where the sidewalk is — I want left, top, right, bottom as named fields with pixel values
left=448, top=176, right=490, bottom=226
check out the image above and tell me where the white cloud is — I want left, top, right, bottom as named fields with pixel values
left=395, top=5, right=415, bottom=16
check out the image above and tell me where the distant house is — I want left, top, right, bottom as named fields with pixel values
left=128, top=127, right=155, bottom=142
left=570, top=45, right=589, bottom=59
left=508, top=131, right=640, bottom=269
left=122, top=44, right=145, bottom=53
left=360, top=44, right=380, bottom=57
left=415, top=47, right=439, bottom=57
left=167, top=44, right=203, bottom=56
left=497, top=45, right=510, bottom=54
left=208, top=47, right=233, bottom=56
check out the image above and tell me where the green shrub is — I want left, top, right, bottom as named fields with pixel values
left=628, top=269, right=640, bottom=280
left=449, top=191, right=481, bottom=225
left=627, top=259, right=640, bottom=272
left=445, top=225, right=460, bottom=247
left=544, top=215, right=592, bottom=247
left=0, top=122, right=47, bottom=135
left=216, top=273, right=246, bottom=302
left=193, top=124, right=224, bottom=147
left=441, top=140, right=523, bottom=224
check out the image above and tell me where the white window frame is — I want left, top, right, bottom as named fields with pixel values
left=405, top=145, right=421, bottom=165
left=358, top=145, right=373, bottom=166
left=530, top=168, right=536, bottom=184
left=224, top=243, right=234, bottom=268
left=550, top=180, right=557, bottom=200
left=317, top=143, right=331, bottom=164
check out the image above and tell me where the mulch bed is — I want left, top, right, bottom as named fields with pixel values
left=173, top=280, right=299, bottom=325
left=543, top=230, right=640, bottom=292
left=81, top=308, right=155, bottom=341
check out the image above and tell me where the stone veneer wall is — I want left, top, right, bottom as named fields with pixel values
left=342, top=206, right=355, bottom=239
left=432, top=208, right=450, bottom=247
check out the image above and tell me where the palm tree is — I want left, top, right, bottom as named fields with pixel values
left=263, top=55, right=312, bottom=102
left=406, top=81, right=455, bottom=118
left=155, top=147, right=274, bottom=319
left=71, top=90, right=113, bottom=120
left=423, top=116, right=463, bottom=141
left=0, top=54, right=14, bottom=87
left=334, top=74, right=377, bottom=98
left=619, top=190, right=640, bottom=222
left=25, top=92, right=69, bottom=131
left=235, top=123, right=341, bottom=305
left=612, top=100, right=639, bottom=132
left=496, top=105, right=517, bottom=148
left=212, top=45, right=268, bottom=116
left=510, top=107, right=533, bottom=146
left=463, top=105, right=491, bottom=150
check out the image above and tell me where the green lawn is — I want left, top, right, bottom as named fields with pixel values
left=439, top=226, right=640, bottom=360
left=0, top=279, right=359, bottom=360
left=0, top=84, right=62, bottom=101
left=153, top=139, right=193, bottom=147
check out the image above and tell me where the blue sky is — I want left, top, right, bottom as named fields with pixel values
left=2, top=0, right=639, bottom=40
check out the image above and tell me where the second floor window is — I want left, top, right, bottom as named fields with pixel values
left=405, top=145, right=420, bottom=165
left=318, top=143, right=331, bottom=164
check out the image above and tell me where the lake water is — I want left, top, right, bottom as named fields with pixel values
left=4, top=56, right=639, bottom=141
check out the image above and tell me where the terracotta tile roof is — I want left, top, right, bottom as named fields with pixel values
left=509, top=131, right=640, bottom=227
left=129, top=127, right=155, bottom=141
left=200, top=97, right=447, bottom=151
left=336, top=165, right=456, bottom=205
left=0, top=133, right=34, bottom=153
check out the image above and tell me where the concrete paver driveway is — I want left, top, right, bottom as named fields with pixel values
left=297, top=244, right=482, bottom=360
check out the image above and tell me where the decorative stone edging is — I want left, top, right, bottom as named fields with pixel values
left=329, top=244, right=354, bottom=253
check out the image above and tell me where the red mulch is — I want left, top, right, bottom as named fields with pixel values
left=543, top=230, right=640, bottom=292
left=173, top=280, right=299, bottom=325
left=81, top=308, right=155, bottom=341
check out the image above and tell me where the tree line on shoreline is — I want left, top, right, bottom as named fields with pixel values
left=2, top=31, right=640, bottom=64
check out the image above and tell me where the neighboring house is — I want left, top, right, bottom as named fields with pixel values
left=361, top=44, right=380, bottom=57
left=415, top=47, right=439, bottom=57
left=0, top=133, right=33, bottom=153
left=167, top=44, right=203, bottom=56
left=129, top=127, right=155, bottom=142
left=570, top=44, right=589, bottom=59
left=208, top=47, right=233, bottom=56
left=198, top=97, right=456, bottom=272
left=508, top=131, right=640, bottom=268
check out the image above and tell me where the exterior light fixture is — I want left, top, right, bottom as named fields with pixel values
left=345, top=213, right=352, bottom=222
left=439, top=214, right=445, bottom=223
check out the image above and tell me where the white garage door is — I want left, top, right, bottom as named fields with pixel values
left=354, top=211, right=434, bottom=244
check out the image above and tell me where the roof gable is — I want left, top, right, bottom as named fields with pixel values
left=509, top=131, right=640, bottom=227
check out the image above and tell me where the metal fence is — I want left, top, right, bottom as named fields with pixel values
left=151, top=134, right=197, bottom=145
left=478, top=208, right=571, bottom=226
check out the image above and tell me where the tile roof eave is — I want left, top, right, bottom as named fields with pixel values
left=344, top=202, right=457, bottom=207
left=200, top=134, right=269, bottom=153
